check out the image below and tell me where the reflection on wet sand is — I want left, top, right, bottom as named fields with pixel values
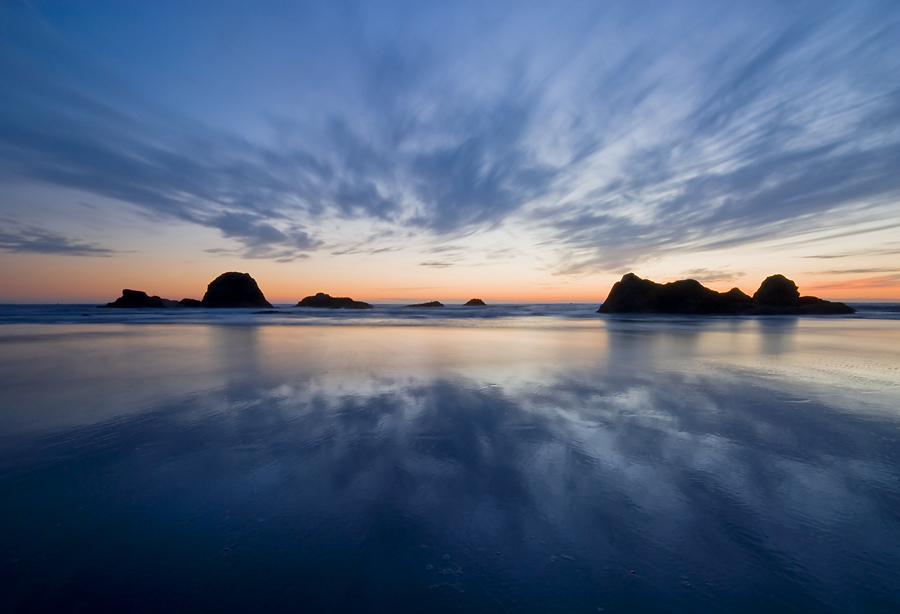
left=0, top=320, right=898, bottom=612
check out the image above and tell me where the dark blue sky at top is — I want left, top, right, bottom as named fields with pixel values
left=1, top=0, right=899, bottom=275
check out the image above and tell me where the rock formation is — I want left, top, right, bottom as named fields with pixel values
left=598, top=273, right=854, bottom=315
left=464, top=298, right=487, bottom=306
left=103, top=272, right=271, bottom=308
left=295, top=292, right=373, bottom=309
left=105, top=289, right=173, bottom=308
left=201, top=272, right=272, bottom=308
left=405, top=301, right=444, bottom=307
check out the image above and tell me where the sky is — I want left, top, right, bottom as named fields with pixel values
left=1, top=0, right=899, bottom=303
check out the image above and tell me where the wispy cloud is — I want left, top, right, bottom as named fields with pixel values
left=802, top=245, right=900, bottom=259
left=679, top=269, right=746, bottom=284
left=0, top=1, right=898, bottom=271
left=809, top=267, right=900, bottom=275
left=0, top=226, right=115, bottom=256
left=810, top=273, right=900, bottom=290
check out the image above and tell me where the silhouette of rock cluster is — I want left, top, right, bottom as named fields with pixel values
left=405, top=301, right=444, bottom=307
left=105, top=289, right=201, bottom=309
left=598, top=273, right=854, bottom=315
left=464, top=298, right=487, bottom=306
left=104, top=272, right=271, bottom=308
left=296, top=292, right=373, bottom=309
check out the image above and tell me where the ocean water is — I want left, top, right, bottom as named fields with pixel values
left=0, top=305, right=899, bottom=613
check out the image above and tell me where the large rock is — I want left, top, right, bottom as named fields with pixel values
left=201, top=272, right=272, bottom=308
left=752, top=274, right=799, bottom=306
left=296, top=292, right=373, bottom=309
left=464, top=298, right=487, bottom=306
left=598, top=273, right=854, bottom=315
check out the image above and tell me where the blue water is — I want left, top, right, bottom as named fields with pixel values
left=0, top=301, right=897, bottom=326
left=1, top=307, right=899, bottom=612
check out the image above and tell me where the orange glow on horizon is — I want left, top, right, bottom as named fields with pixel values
left=2, top=249, right=899, bottom=304
left=3, top=261, right=900, bottom=304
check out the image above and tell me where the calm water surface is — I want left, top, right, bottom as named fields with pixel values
left=1, top=314, right=898, bottom=612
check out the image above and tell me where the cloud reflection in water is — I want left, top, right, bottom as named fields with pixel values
left=0, top=321, right=898, bottom=612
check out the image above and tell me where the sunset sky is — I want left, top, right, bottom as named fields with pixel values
left=1, top=1, right=899, bottom=303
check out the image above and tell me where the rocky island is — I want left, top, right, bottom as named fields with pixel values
left=405, top=301, right=444, bottom=307
left=103, top=272, right=272, bottom=308
left=296, top=293, right=373, bottom=309
left=598, top=273, right=855, bottom=315
left=464, top=298, right=487, bottom=306
left=104, top=289, right=200, bottom=308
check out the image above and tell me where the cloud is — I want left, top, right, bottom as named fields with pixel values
left=534, top=3, right=900, bottom=273
left=678, top=269, right=746, bottom=284
left=810, top=273, right=900, bottom=290
left=809, top=267, right=900, bottom=275
left=802, top=245, right=900, bottom=259
left=0, top=226, right=115, bottom=256
left=0, top=1, right=898, bottom=270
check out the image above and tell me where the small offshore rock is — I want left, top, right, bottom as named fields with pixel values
left=105, top=289, right=172, bottom=308
left=464, top=298, right=487, bottom=306
left=296, top=292, right=373, bottom=309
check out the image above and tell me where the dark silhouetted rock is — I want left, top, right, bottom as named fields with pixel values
left=105, top=289, right=170, bottom=308
left=464, top=298, right=486, bottom=306
left=723, top=287, right=754, bottom=304
left=598, top=273, right=854, bottom=315
left=296, top=292, right=373, bottom=309
left=795, top=296, right=856, bottom=315
left=752, top=274, right=799, bottom=306
left=405, top=301, right=444, bottom=307
left=103, top=289, right=202, bottom=308
left=201, top=272, right=272, bottom=308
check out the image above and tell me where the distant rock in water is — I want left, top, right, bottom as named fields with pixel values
left=296, top=292, right=373, bottom=309
left=464, top=298, right=486, bottom=306
left=405, top=301, right=444, bottom=307
left=105, top=289, right=172, bottom=308
left=103, top=273, right=268, bottom=308
left=201, top=272, right=272, bottom=308
left=598, top=273, right=854, bottom=315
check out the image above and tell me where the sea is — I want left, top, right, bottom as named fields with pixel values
left=1, top=303, right=899, bottom=613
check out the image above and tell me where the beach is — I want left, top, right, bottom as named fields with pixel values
left=1, top=308, right=899, bottom=612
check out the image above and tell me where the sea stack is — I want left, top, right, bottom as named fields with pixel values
left=464, top=298, right=486, bottom=306
left=201, top=272, right=273, bottom=308
left=296, top=292, right=373, bottom=309
left=598, top=273, right=854, bottom=315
